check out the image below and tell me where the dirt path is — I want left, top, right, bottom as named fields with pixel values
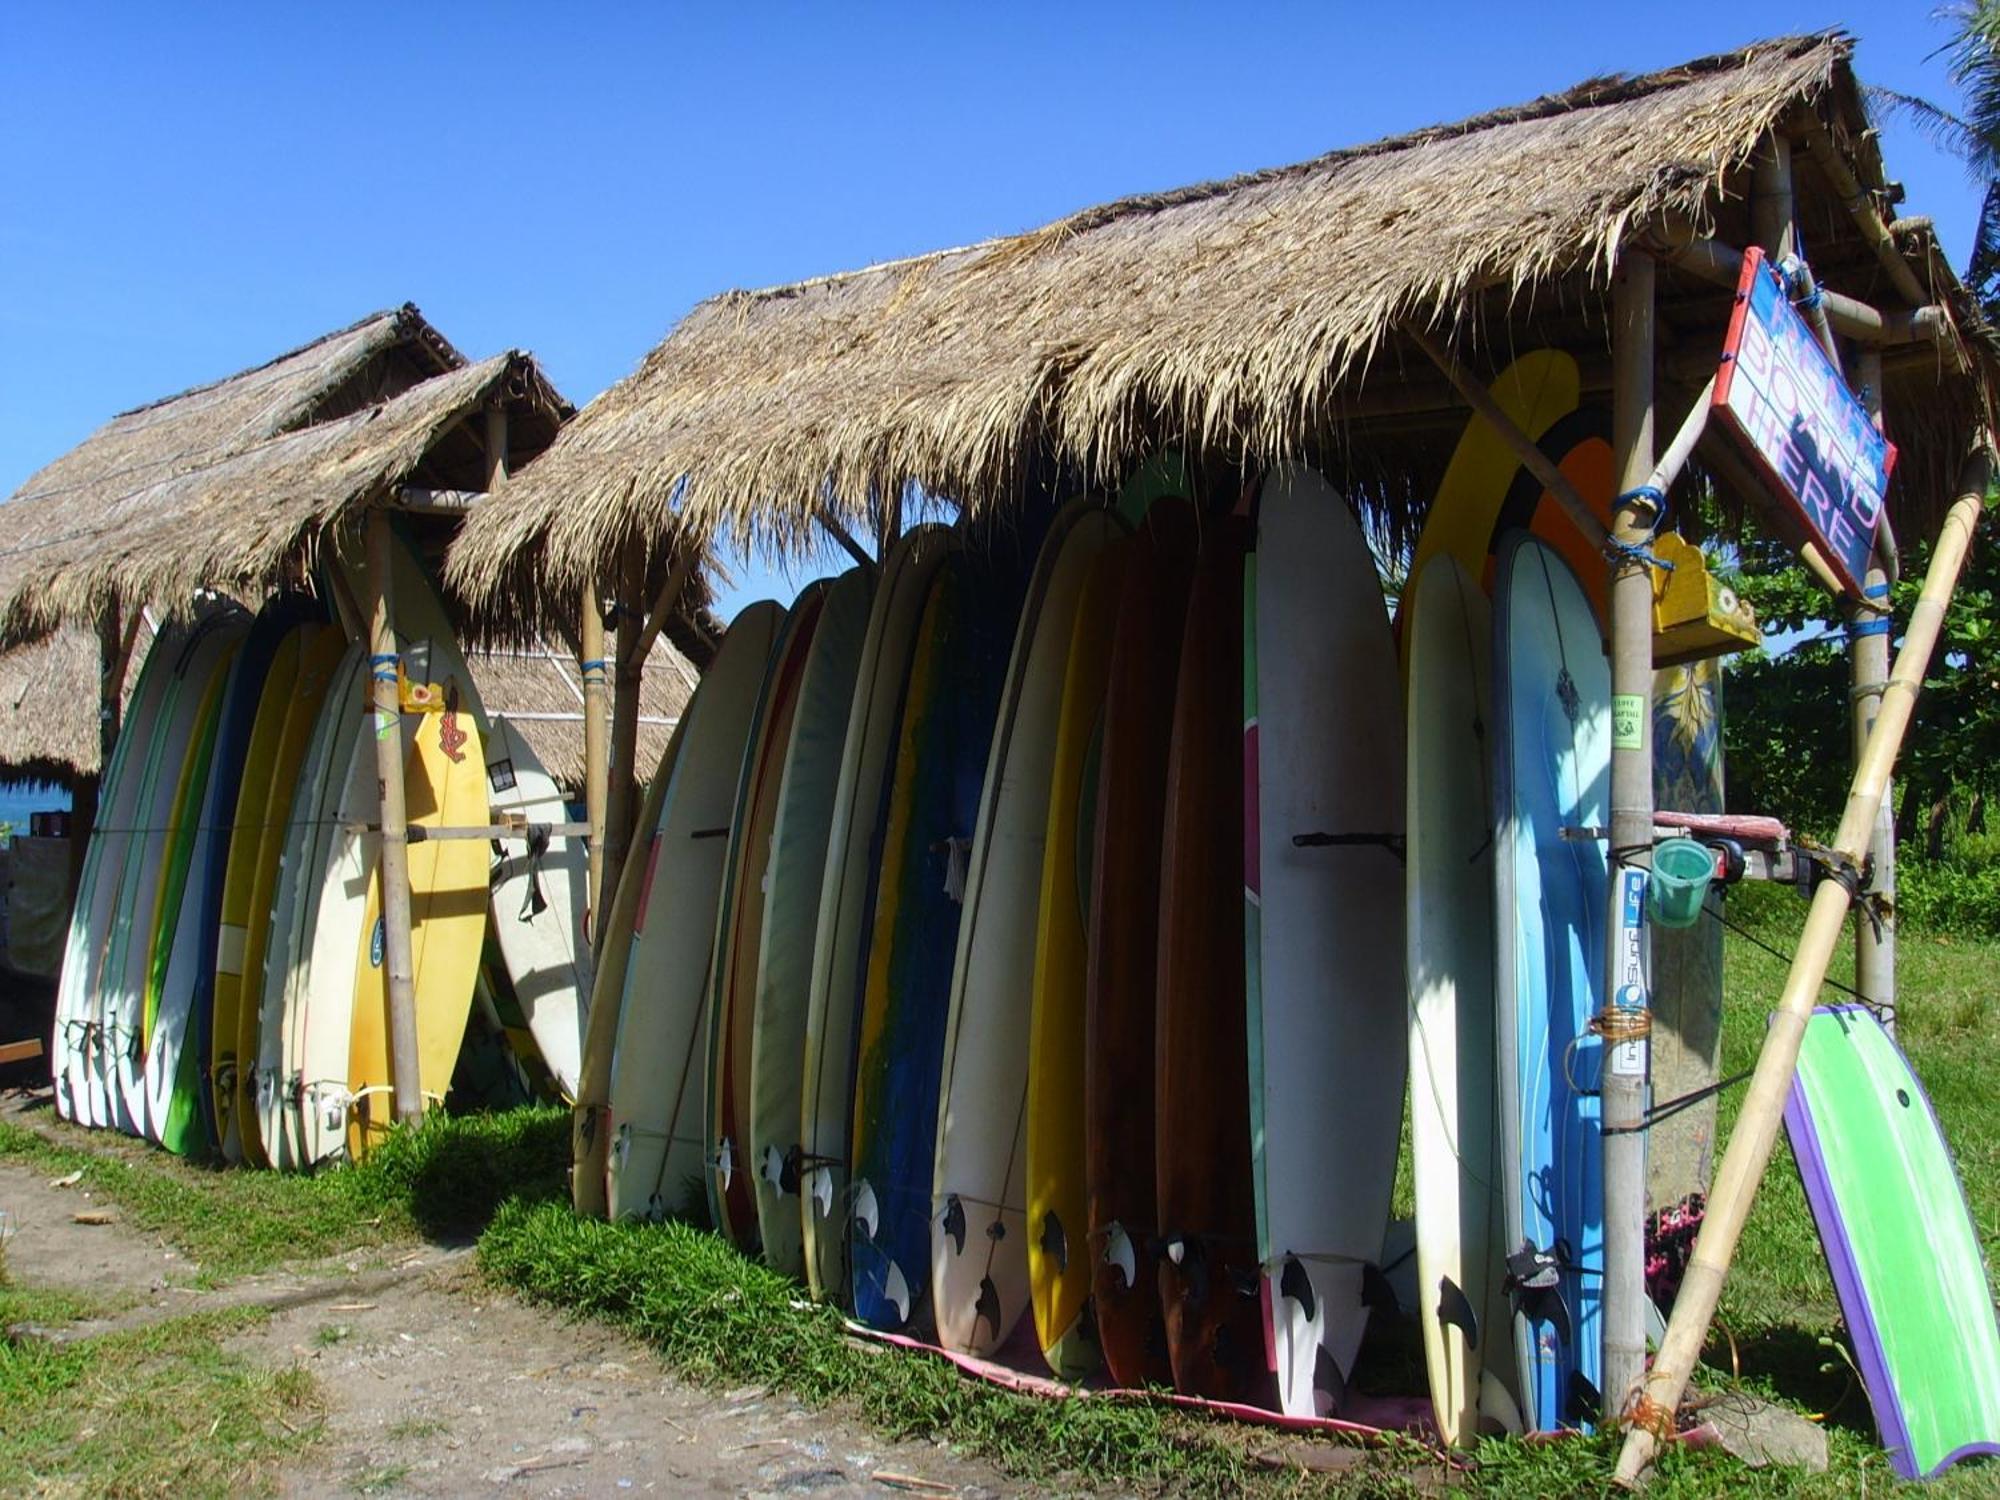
left=1, top=1159, right=1024, bottom=1497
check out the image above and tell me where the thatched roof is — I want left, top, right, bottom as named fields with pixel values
left=449, top=32, right=1995, bottom=578
left=0, top=352, right=566, bottom=645
left=0, top=304, right=570, bottom=781
left=468, top=639, right=696, bottom=792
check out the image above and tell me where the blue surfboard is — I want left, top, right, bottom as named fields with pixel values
left=1493, top=532, right=1609, bottom=1431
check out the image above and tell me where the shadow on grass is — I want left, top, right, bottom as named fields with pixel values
left=366, top=1108, right=571, bottom=1241
left=1706, top=1322, right=1876, bottom=1435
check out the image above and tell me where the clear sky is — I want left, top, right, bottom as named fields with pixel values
left=1, top=3, right=1982, bottom=621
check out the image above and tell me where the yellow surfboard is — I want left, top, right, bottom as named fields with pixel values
left=1024, top=544, right=1127, bottom=1377
left=1403, top=348, right=1579, bottom=615
left=233, top=625, right=346, bottom=1168
left=210, top=624, right=307, bottom=1160
left=345, top=696, right=490, bottom=1159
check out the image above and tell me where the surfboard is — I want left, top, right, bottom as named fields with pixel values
left=1025, top=543, right=1126, bottom=1378
left=1245, top=468, right=1405, bottom=1419
left=850, top=543, right=1023, bottom=1333
left=141, top=644, right=236, bottom=1149
left=1086, top=497, right=1198, bottom=1390
left=107, top=619, right=242, bottom=1137
left=1406, top=554, right=1520, bottom=1445
left=54, top=621, right=183, bottom=1128
left=1156, top=512, right=1273, bottom=1406
left=1784, top=1005, right=2000, bottom=1481
left=571, top=712, right=686, bottom=1218
left=211, top=622, right=309, bottom=1160
left=706, top=585, right=826, bottom=1248
left=346, top=685, right=489, bottom=1159
left=1493, top=531, right=1609, bottom=1432
left=749, top=565, right=873, bottom=1282
left=256, top=642, right=366, bottom=1170
left=485, top=714, right=592, bottom=1101
left=800, top=527, right=950, bottom=1303
left=932, top=500, right=1125, bottom=1356
left=247, top=631, right=354, bottom=1169
left=605, top=601, right=783, bottom=1222
left=343, top=535, right=492, bottom=1160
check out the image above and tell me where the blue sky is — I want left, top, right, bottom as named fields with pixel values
left=1, top=4, right=1982, bottom=620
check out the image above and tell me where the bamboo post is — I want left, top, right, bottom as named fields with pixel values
left=1615, top=447, right=1993, bottom=1486
left=817, top=508, right=873, bottom=569
left=599, top=545, right=645, bottom=950
left=1851, top=348, right=1896, bottom=1029
left=877, top=478, right=903, bottom=554
left=364, top=509, right=423, bottom=1127
left=1601, top=248, right=1658, bottom=1417
left=72, top=602, right=131, bottom=892
left=581, top=580, right=609, bottom=928
left=1751, top=133, right=1795, bottom=260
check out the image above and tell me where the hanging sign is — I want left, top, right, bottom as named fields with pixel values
left=1712, top=246, right=1897, bottom=595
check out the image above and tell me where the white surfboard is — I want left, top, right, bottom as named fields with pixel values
left=1247, top=467, right=1406, bottom=1418
left=1406, top=554, right=1522, bottom=1444
left=799, top=526, right=950, bottom=1301
left=931, top=500, right=1125, bottom=1355
left=54, top=623, right=182, bottom=1127
left=485, top=714, right=591, bottom=1100
left=605, top=602, right=782, bottom=1222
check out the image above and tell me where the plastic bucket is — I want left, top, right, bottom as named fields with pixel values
left=1649, top=837, right=1715, bottom=929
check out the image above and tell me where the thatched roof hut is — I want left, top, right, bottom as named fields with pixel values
left=0, top=305, right=706, bottom=788
left=445, top=32, right=1995, bottom=585
left=467, top=640, right=695, bottom=793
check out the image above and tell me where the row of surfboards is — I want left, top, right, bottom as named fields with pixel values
left=574, top=469, right=1429, bottom=1424
left=48, top=527, right=595, bottom=1167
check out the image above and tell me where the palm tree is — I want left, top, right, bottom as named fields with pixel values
left=1878, top=3, right=2000, bottom=304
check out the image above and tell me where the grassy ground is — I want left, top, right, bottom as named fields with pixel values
left=2, top=905, right=1995, bottom=1495
left=0, top=1245, right=322, bottom=1495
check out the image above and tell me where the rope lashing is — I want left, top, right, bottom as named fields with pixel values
left=1603, top=486, right=1676, bottom=573
left=1589, top=1008, right=1654, bottom=1044
left=369, top=651, right=400, bottom=685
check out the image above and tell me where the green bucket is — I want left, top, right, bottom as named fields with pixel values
left=1649, top=837, right=1715, bottom=929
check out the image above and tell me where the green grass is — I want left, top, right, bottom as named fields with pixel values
left=0, top=1104, right=570, bottom=1280
left=0, top=1293, right=321, bottom=1496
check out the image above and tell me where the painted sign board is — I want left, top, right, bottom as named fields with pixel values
left=1712, top=246, right=1897, bottom=595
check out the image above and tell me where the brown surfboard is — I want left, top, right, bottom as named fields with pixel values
left=1083, top=498, right=1197, bottom=1391
left=1153, top=511, right=1274, bottom=1408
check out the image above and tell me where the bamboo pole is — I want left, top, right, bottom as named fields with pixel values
left=1403, top=323, right=1609, bottom=548
left=1751, top=134, right=1796, bottom=260
left=817, top=507, right=873, bottom=569
left=1658, top=235, right=1945, bottom=346
left=599, top=544, right=645, bottom=951
left=1851, top=349, right=1896, bottom=1029
left=1601, top=248, right=1657, bottom=1417
left=1796, top=122, right=1929, bottom=308
left=364, top=509, right=423, bottom=1127
left=73, top=601, right=130, bottom=893
left=877, top=478, right=903, bottom=554
left=581, top=580, right=609, bottom=929
left=1614, top=445, right=1993, bottom=1486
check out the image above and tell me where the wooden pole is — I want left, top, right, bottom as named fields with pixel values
left=1796, top=122, right=1929, bottom=308
left=1657, top=235, right=1944, bottom=347
left=1615, top=446, right=1993, bottom=1486
left=581, top=580, right=609, bottom=931
left=364, top=510, right=423, bottom=1127
left=877, top=479, right=903, bottom=555
left=1403, top=323, right=1609, bottom=548
left=1751, top=133, right=1796, bottom=260
left=1851, top=348, right=1896, bottom=1030
left=599, top=544, right=645, bottom=951
left=817, top=508, right=873, bottom=570
left=73, top=601, right=131, bottom=893
left=1601, top=247, right=1657, bottom=1418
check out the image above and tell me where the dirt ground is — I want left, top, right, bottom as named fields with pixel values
left=0, top=1151, right=1030, bottom=1497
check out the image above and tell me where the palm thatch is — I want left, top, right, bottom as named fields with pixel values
left=0, top=352, right=567, bottom=645
left=468, top=639, right=696, bottom=792
left=0, top=623, right=153, bottom=787
left=448, top=31, right=1996, bottom=586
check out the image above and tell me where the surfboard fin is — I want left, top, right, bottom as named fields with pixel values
left=1566, top=1370, right=1601, bottom=1427
left=940, top=1194, right=966, bottom=1254
left=1437, top=1274, right=1479, bottom=1350
left=852, top=1180, right=880, bottom=1242
left=1103, top=1222, right=1137, bottom=1289
left=715, top=1136, right=735, bottom=1192
left=1041, top=1211, right=1068, bottom=1273
left=1504, top=1243, right=1573, bottom=1351
left=884, top=1259, right=913, bottom=1326
left=1362, top=1262, right=1399, bottom=1313
left=810, top=1166, right=834, bottom=1220
left=762, top=1144, right=787, bottom=1191
left=975, top=1276, right=1002, bottom=1337
left=1280, top=1257, right=1317, bottom=1322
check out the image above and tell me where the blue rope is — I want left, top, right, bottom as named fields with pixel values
left=1850, top=580, right=1894, bottom=638
left=1604, top=486, right=1675, bottom=571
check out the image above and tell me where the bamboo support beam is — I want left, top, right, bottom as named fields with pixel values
left=483, top=405, right=509, bottom=492
left=817, top=508, right=874, bottom=569
left=1751, top=134, right=1797, bottom=260
left=1602, top=249, right=1657, bottom=1417
left=1798, top=122, right=1930, bottom=308
left=1614, top=445, right=1994, bottom=1486
left=1851, top=349, right=1896, bottom=1029
left=1660, top=236, right=1946, bottom=346
left=599, top=546, right=645, bottom=950
left=364, top=509, right=423, bottom=1128
left=877, top=480, right=903, bottom=554
left=581, top=580, right=609, bottom=929
left=1403, top=323, right=1609, bottom=548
